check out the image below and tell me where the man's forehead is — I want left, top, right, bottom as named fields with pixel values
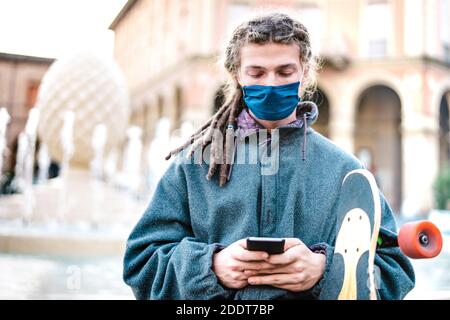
left=244, top=63, right=298, bottom=70
left=240, top=43, right=301, bottom=69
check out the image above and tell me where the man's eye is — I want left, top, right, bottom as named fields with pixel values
left=279, top=72, right=294, bottom=77
left=249, top=73, right=263, bottom=78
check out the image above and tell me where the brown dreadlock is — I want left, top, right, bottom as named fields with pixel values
left=165, top=12, right=319, bottom=187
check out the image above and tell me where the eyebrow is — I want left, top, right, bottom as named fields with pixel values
left=245, top=63, right=298, bottom=71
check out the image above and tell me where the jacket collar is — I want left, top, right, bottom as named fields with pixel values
left=236, top=101, right=319, bottom=141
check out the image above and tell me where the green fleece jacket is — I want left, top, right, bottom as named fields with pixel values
left=123, top=103, right=415, bottom=300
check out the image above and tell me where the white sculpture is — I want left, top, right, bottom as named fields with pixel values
left=36, top=52, right=130, bottom=168
left=90, top=124, right=108, bottom=179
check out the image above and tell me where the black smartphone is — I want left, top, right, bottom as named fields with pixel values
left=246, top=237, right=285, bottom=254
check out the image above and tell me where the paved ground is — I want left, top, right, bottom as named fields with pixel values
left=0, top=210, right=448, bottom=300
left=0, top=253, right=133, bottom=299
left=1, top=243, right=449, bottom=300
left=405, top=235, right=450, bottom=299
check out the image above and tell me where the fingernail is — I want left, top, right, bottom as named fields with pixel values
left=262, top=253, right=268, bottom=259
left=248, top=278, right=255, bottom=284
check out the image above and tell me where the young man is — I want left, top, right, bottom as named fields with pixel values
left=123, top=12, right=415, bottom=300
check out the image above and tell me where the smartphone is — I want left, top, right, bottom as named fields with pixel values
left=246, top=237, right=285, bottom=254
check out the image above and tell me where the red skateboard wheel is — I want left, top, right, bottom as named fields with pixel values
left=398, top=220, right=443, bottom=259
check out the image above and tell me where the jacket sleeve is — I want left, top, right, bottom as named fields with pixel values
left=308, top=191, right=415, bottom=300
left=123, top=160, right=235, bottom=300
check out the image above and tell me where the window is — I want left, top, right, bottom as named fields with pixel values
left=299, top=5, right=323, bottom=53
left=25, top=81, right=40, bottom=109
left=364, top=0, right=391, bottom=57
left=177, top=0, right=189, bottom=54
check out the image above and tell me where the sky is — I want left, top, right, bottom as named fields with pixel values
left=0, top=0, right=127, bottom=59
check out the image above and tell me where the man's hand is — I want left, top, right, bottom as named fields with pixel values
left=212, top=239, right=277, bottom=289
left=243, top=238, right=326, bottom=292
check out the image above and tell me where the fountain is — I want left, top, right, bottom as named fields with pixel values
left=90, top=124, right=107, bottom=180
left=59, top=110, right=75, bottom=178
left=89, top=124, right=109, bottom=227
left=10, top=108, right=40, bottom=222
left=104, top=149, right=119, bottom=184
left=147, top=117, right=172, bottom=194
left=0, top=52, right=151, bottom=299
left=0, top=107, right=10, bottom=175
left=53, top=110, right=75, bottom=223
left=13, top=133, right=27, bottom=193
left=117, top=126, right=143, bottom=197
left=0, top=52, right=144, bottom=258
left=37, top=143, right=50, bottom=184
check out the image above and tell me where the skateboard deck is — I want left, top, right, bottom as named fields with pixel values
left=319, top=169, right=443, bottom=300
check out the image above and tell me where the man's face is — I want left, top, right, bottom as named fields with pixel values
left=237, top=42, right=304, bottom=93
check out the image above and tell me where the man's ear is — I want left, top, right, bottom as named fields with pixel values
left=235, top=72, right=243, bottom=87
left=301, top=65, right=310, bottom=82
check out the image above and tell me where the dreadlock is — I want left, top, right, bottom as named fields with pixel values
left=165, top=11, right=318, bottom=186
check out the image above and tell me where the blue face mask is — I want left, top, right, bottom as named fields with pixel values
left=242, top=81, right=301, bottom=121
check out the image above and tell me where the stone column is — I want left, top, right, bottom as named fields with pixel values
left=328, top=88, right=356, bottom=154
left=401, top=79, right=440, bottom=216
left=163, top=87, right=178, bottom=133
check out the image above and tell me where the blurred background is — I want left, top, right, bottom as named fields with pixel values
left=0, top=0, right=449, bottom=299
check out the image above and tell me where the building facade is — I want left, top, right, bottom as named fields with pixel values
left=0, top=52, right=54, bottom=172
left=110, top=0, right=450, bottom=215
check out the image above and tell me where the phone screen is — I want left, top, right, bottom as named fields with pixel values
left=246, top=237, right=285, bottom=254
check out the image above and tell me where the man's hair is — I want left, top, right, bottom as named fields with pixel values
left=165, top=12, right=318, bottom=186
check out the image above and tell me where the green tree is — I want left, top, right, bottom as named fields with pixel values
left=434, top=164, right=450, bottom=210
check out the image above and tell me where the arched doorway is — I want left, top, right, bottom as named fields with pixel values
left=355, top=85, right=402, bottom=213
left=174, top=86, right=183, bottom=132
left=308, top=88, right=330, bottom=138
left=157, top=95, right=164, bottom=119
left=439, top=91, right=450, bottom=168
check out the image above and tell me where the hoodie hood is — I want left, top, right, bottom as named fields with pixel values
left=296, top=101, right=319, bottom=127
